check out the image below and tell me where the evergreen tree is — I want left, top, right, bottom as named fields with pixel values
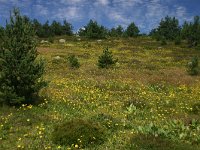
left=125, top=22, right=140, bottom=37
left=51, top=20, right=63, bottom=36
left=62, top=20, right=73, bottom=35
left=152, top=16, right=181, bottom=41
left=0, top=26, right=4, bottom=45
left=109, top=25, right=124, bottom=37
left=181, top=16, right=200, bottom=47
left=78, top=20, right=108, bottom=39
left=98, top=48, right=118, bottom=68
left=0, top=9, right=46, bottom=105
left=32, top=19, right=43, bottom=37
left=42, top=21, right=52, bottom=38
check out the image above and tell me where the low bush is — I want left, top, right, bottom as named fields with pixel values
left=52, top=119, right=106, bottom=148
left=98, top=48, right=118, bottom=68
left=68, top=55, right=80, bottom=68
left=187, top=56, right=199, bottom=75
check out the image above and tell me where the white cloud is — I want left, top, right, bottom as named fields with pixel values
left=53, top=6, right=83, bottom=21
left=97, top=0, right=109, bottom=6
left=33, top=4, right=48, bottom=16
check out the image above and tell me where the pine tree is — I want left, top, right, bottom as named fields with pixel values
left=78, top=20, right=108, bottom=39
left=125, top=22, right=140, bottom=37
left=181, top=16, right=200, bottom=47
left=0, top=9, right=46, bottom=105
left=98, top=48, right=118, bottom=68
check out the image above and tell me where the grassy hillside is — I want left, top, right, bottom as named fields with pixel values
left=1, top=37, right=200, bottom=149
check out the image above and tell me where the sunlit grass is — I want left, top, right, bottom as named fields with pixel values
left=1, top=37, right=200, bottom=149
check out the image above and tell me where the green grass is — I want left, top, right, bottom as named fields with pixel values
left=1, top=37, right=200, bottom=149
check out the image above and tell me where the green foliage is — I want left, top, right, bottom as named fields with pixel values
left=161, top=37, right=167, bottom=45
left=78, top=20, right=108, bottom=39
left=191, top=103, right=200, bottom=114
left=98, top=48, right=118, bottom=68
left=129, top=134, right=196, bottom=150
left=52, top=119, right=106, bottom=148
left=48, top=37, right=54, bottom=43
left=124, top=99, right=149, bottom=110
left=181, top=16, right=200, bottom=47
left=125, top=22, right=140, bottom=37
left=187, top=56, right=199, bottom=75
left=32, top=19, right=73, bottom=38
left=90, top=113, right=121, bottom=131
left=68, top=55, right=80, bottom=68
left=136, top=120, right=200, bottom=144
left=109, top=25, right=124, bottom=37
left=175, top=36, right=181, bottom=45
left=0, top=26, right=4, bottom=46
left=0, top=9, right=46, bottom=105
left=151, top=16, right=181, bottom=41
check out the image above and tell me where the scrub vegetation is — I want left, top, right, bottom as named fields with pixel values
left=1, top=9, right=200, bottom=150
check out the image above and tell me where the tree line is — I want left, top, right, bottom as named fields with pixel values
left=0, top=14, right=200, bottom=47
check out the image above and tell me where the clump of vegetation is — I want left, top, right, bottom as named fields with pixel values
left=78, top=20, right=107, bottom=39
left=150, top=16, right=181, bottom=41
left=90, top=113, right=121, bottom=131
left=128, top=134, right=196, bottom=150
left=52, top=119, right=106, bottom=148
left=68, top=55, right=80, bottom=68
left=124, top=99, right=149, bottom=110
left=174, top=36, right=181, bottom=45
left=181, top=16, right=200, bottom=47
left=98, top=48, right=118, bottom=68
left=135, top=120, right=200, bottom=144
left=187, top=56, right=199, bottom=75
left=0, top=9, right=45, bottom=105
left=161, top=37, right=167, bottom=45
left=125, top=22, right=140, bottom=37
left=191, top=103, right=200, bottom=114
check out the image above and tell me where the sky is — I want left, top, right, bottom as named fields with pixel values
left=0, top=0, right=200, bottom=33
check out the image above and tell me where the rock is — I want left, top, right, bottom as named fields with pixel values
left=59, top=39, right=66, bottom=43
left=97, top=40, right=102, bottom=42
left=77, top=38, right=81, bottom=41
left=53, top=56, right=61, bottom=60
left=158, top=47, right=162, bottom=49
left=40, top=40, right=49, bottom=44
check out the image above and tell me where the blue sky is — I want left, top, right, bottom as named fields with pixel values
left=0, top=0, right=200, bottom=33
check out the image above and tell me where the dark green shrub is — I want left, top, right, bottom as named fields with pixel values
left=48, top=37, right=54, bottom=43
left=52, top=119, right=106, bottom=148
left=161, top=38, right=167, bottom=45
left=0, top=9, right=46, bottom=105
left=187, top=56, right=199, bottom=75
left=191, top=103, right=200, bottom=114
left=175, top=36, right=181, bottom=45
left=98, top=48, right=118, bottom=68
left=125, top=22, right=140, bottom=37
left=68, top=55, right=80, bottom=68
left=78, top=20, right=108, bottom=39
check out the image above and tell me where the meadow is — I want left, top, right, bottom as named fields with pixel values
left=1, top=36, right=200, bottom=149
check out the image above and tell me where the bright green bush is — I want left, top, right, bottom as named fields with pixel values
left=0, top=9, right=46, bottom=105
left=52, top=119, right=106, bottom=148
left=98, top=48, right=118, bottom=68
left=68, top=55, right=80, bottom=68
